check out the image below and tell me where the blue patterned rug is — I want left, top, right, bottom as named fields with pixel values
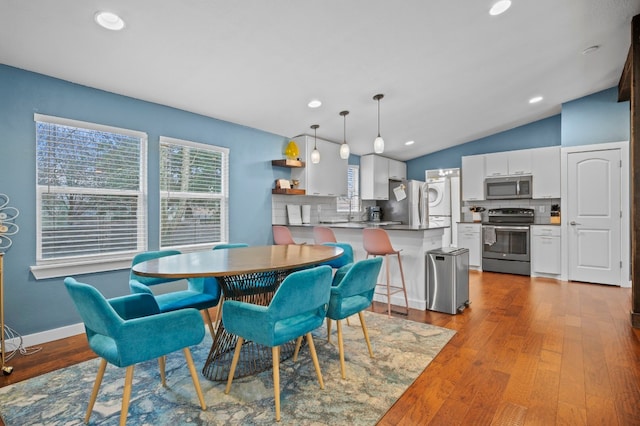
left=0, top=312, right=454, bottom=425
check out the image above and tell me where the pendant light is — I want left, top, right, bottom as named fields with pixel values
left=339, top=110, right=350, bottom=160
left=373, top=94, right=385, bottom=154
left=310, top=124, right=320, bottom=164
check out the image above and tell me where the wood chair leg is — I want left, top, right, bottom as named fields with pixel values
left=213, top=296, right=225, bottom=329
left=337, top=320, right=346, bottom=379
left=326, top=318, right=333, bottom=343
left=158, top=355, right=166, bottom=387
left=183, top=347, right=206, bottom=410
left=272, top=346, right=281, bottom=422
left=120, top=365, right=135, bottom=426
left=306, top=332, right=324, bottom=389
left=385, top=254, right=392, bottom=317
left=358, top=311, right=374, bottom=358
left=225, top=337, right=244, bottom=394
left=85, top=358, right=107, bottom=424
left=202, top=309, right=216, bottom=337
left=293, top=336, right=303, bottom=361
left=396, top=252, right=409, bottom=314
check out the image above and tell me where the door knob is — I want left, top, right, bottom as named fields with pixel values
left=570, top=221, right=581, bottom=225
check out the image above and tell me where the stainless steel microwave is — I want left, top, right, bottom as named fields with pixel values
left=485, top=176, right=532, bottom=199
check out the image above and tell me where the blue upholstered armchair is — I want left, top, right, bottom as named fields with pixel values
left=223, top=265, right=333, bottom=422
left=129, top=250, right=222, bottom=337
left=326, top=257, right=383, bottom=379
left=321, top=242, right=354, bottom=269
left=64, top=277, right=207, bottom=426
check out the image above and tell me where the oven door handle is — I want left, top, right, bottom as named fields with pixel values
left=486, top=225, right=530, bottom=231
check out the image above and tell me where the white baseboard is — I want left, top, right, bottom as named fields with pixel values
left=4, top=323, right=85, bottom=350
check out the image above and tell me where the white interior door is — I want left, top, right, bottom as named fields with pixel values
left=567, top=149, right=621, bottom=285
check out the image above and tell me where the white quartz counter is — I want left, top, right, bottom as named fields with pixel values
left=287, top=224, right=444, bottom=310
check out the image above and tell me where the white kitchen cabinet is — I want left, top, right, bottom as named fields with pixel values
left=532, top=146, right=560, bottom=198
left=531, top=225, right=561, bottom=275
left=461, top=155, right=485, bottom=201
left=457, top=223, right=482, bottom=269
left=388, top=158, right=407, bottom=180
left=361, top=154, right=389, bottom=200
left=291, top=136, right=348, bottom=196
left=485, top=150, right=532, bottom=177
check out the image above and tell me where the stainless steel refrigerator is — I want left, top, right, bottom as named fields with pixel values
left=377, top=179, right=428, bottom=227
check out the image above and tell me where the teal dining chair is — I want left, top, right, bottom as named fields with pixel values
left=213, top=243, right=249, bottom=250
left=325, top=257, right=383, bottom=379
left=64, top=277, right=206, bottom=426
left=129, top=250, right=222, bottom=337
left=321, top=242, right=354, bottom=269
left=223, top=265, right=333, bottom=422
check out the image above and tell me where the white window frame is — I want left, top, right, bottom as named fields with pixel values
left=337, top=165, right=360, bottom=214
left=30, top=114, right=148, bottom=279
left=159, top=136, right=229, bottom=250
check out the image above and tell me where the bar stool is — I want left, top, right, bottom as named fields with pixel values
left=273, top=225, right=301, bottom=245
left=313, top=226, right=337, bottom=244
left=362, top=228, right=409, bottom=317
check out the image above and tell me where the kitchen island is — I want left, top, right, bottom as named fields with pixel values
left=286, top=223, right=446, bottom=310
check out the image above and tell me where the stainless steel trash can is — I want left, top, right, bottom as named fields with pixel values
left=426, top=247, right=470, bottom=314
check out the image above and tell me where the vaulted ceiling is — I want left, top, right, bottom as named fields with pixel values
left=1, top=1, right=638, bottom=160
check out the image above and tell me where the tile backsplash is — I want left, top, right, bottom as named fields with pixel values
left=462, top=198, right=560, bottom=224
left=272, top=195, right=375, bottom=225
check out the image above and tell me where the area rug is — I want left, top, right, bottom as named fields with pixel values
left=0, top=311, right=454, bottom=425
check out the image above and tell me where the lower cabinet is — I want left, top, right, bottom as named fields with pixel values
left=457, top=223, right=482, bottom=269
left=531, top=225, right=561, bottom=275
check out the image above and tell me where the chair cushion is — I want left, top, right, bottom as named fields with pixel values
left=155, top=290, right=219, bottom=312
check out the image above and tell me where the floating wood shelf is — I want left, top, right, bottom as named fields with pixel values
left=271, top=159, right=305, bottom=168
left=272, top=188, right=305, bottom=195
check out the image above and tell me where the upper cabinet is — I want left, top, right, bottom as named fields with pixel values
left=361, top=154, right=389, bottom=200
left=461, top=154, right=485, bottom=201
left=290, top=136, right=348, bottom=197
left=461, top=147, right=560, bottom=201
left=484, top=149, right=532, bottom=177
left=388, top=158, right=407, bottom=180
left=531, top=146, right=560, bottom=198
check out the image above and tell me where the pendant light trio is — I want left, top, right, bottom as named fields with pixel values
left=309, top=93, right=385, bottom=164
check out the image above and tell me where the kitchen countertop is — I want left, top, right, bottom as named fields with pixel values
left=284, top=222, right=449, bottom=231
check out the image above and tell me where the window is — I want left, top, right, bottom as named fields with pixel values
left=337, top=165, right=360, bottom=214
left=159, top=137, right=229, bottom=249
left=33, top=114, right=147, bottom=277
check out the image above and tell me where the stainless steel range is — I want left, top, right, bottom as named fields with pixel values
left=482, top=207, right=534, bottom=275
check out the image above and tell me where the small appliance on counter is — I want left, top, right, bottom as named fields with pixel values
left=550, top=204, right=560, bottom=224
left=366, top=206, right=382, bottom=222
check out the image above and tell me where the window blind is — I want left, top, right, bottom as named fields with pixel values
left=337, top=165, right=360, bottom=213
left=35, top=114, right=147, bottom=262
left=159, top=137, right=229, bottom=248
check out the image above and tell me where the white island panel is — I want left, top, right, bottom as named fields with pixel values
left=288, top=225, right=444, bottom=310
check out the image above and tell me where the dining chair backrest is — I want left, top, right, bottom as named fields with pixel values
left=363, top=228, right=396, bottom=256
left=330, top=257, right=383, bottom=302
left=129, top=249, right=182, bottom=286
left=313, top=226, right=337, bottom=244
left=273, top=225, right=296, bottom=245
left=321, top=242, right=354, bottom=269
left=213, top=243, right=249, bottom=250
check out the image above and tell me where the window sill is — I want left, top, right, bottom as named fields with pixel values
left=30, top=257, right=133, bottom=280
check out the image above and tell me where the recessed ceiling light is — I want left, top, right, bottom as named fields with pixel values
left=405, top=140, right=415, bottom=146
left=95, top=11, right=125, bottom=31
left=582, top=45, right=600, bottom=55
left=529, top=96, right=543, bottom=104
left=489, top=0, right=512, bottom=16
left=307, top=99, right=322, bottom=108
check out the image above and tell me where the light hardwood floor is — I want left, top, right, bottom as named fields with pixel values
left=1, top=271, right=639, bottom=425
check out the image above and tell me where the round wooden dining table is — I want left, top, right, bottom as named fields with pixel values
left=131, top=244, right=343, bottom=381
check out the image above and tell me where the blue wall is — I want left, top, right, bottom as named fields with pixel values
left=0, top=65, right=291, bottom=334
left=562, top=87, right=630, bottom=146
left=406, top=86, right=630, bottom=181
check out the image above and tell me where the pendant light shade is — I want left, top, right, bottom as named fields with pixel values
left=339, top=110, right=350, bottom=160
left=373, top=94, right=385, bottom=154
left=310, top=124, right=320, bottom=164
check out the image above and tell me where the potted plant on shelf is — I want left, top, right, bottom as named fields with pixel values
left=469, top=206, right=485, bottom=222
